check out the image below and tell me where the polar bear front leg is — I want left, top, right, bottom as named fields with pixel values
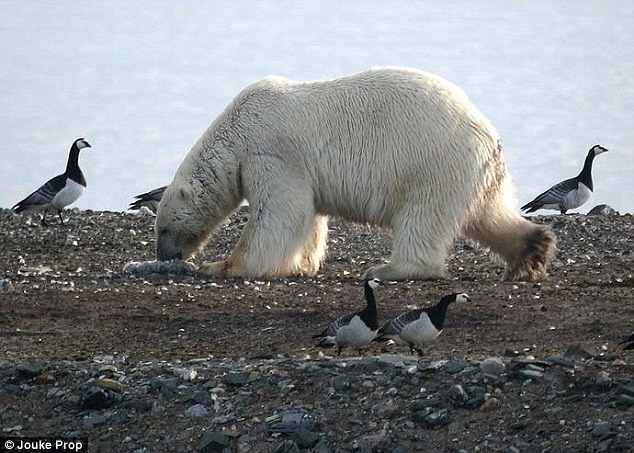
left=198, top=181, right=319, bottom=279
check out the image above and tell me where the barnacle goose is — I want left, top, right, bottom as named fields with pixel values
left=313, top=278, right=383, bottom=355
left=521, top=144, right=608, bottom=214
left=12, top=138, right=91, bottom=225
left=375, top=293, right=470, bottom=356
left=129, top=186, right=167, bottom=214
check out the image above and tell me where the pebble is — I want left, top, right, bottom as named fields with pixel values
left=0, top=278, right=14, bottom=293
left=198, top=431, right=232, bottom=452
left=446, top=384, right=469, bottom=407
left=82, top=414, right=107, bottom=429
left=519, top=369, right=544, bottom=379
left=223, top=371, right=250, bottom=386
left=594, top=371, right=611, bottom=388
left=95, top=378, right=124, bottom=393
left=16, top=361, right=46, bottom=378
left=443, top=360, right=468, bottom=374
left=564, top=344, right=593, bottom=361
left=272, top=440, right=300, bottom=453
left=185, top=404, right=208, bottom=417
left=479, top=358, right=506, bottom=377
left=478, top=397, right=500, bottom=412
left=547, top=356, right=575, bottom=368
left=592, top=421, right=612, bottom=438
left=422, top=409, right=452, bottom=428
left=81, top=386, right=111, bottom=410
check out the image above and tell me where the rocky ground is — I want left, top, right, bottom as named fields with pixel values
left=0, top=208, right=632, bottom=452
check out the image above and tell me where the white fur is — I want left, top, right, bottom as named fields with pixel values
left=156, top=66, right=555, bottom=280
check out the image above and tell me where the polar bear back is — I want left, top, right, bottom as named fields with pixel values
left=192, top=66, right=505, bottom=228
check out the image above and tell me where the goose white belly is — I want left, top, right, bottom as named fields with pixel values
left=399, top=313, right=441, bottom=345
left=52, top=179, right=84, bottom=209
left=335, top=316, right=377, bottom=348
left=562, top=182, right=592, bottom=211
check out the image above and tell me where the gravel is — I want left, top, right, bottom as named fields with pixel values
left=0, top=207, right=632, bottom=451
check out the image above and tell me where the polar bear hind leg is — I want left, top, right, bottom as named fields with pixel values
left=463, top=184, right=556, bottom=281
left=198, top=182, right=325, bottom=278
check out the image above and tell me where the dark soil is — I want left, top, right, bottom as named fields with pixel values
left=0, top=209, right=632, bottom=452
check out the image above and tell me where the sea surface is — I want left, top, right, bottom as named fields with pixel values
left=1, top=1, right=632, bottom=213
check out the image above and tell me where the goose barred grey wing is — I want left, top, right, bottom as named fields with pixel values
left=379, top=308, right=425, bottom=336
left=129, top=186, right=167, bottom=213
left=314, top=312, right=356, bottom=338
left=521, top=177, right=578, bottom=211
left=12, top=174, right=66, bottom=212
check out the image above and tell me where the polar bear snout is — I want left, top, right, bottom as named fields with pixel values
left=156, top=229, right=184, bottom=261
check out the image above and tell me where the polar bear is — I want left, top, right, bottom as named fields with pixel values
left=156, top=66, right=555, bottom=281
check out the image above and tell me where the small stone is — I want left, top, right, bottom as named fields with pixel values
left=615, top=394, right=634, bottom=406
left=619, top=384, right=634, bottom=397
left=356, top=431, right=388, bottom=450
left=81, top=386, right=111, bottom=410
left=588, top=204, right=619, bottom=216
left=519, top=369, right=544, bottom=379
left=422, top=409, right=452, bottom=428
left=199, top=431, right=232, bottom=452
left=174, top=367, right=198, bottom=381
left=443, top=360, right=468, bottom=374
left=592, top=421, right=612, bottom=438
left=16, top=361, right=45, bottom=378
left=95, top=378, right=124, bottom=393
left=479, top=358, right=506, bottom=377
left=223, top=371, right=250, bottom=386
left=82, top=414, right=107, bottom=429
left=313, top=440, right=333, bottom=453
left=465, top=396, right=486, bottom=410
left=564, top=344, right=593, bottom=361
left=272, top=440, right=300, bottom=453
left=594, top=371, right=611, bottom=388
left=185, top=404, right=208, bottom=417
left=33, top=372, right=56, bottom=385
left=331, top=375, right=353, bottom=391
left=479, top=397, right=500, bottom=412
left=0, top=278, right=14, bottom=293
left=446, top=384, right=469, bottom=407
left=547, top=356, right=575, bottom=368
left=410, top=396, right=442, bottom=410
left=292, top=427, right=320, bottom=449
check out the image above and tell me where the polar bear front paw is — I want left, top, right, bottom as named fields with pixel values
left=198, top=260, right=229, bottom=278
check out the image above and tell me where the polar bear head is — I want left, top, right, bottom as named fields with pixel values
left=155, top=180, right=208, bottom=261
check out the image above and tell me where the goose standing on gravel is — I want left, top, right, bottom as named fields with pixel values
left=313, top=278, right=383, bottom=355
left=129, top=186, right=167, bottom=214
left=375, top=293, right=470, bottom=356
left=12, top=138, right=91, bottom=225
left=521, top=144, right=608, bottom=214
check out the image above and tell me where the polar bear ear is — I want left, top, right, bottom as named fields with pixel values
left=177, top=186, right=192, bottom=202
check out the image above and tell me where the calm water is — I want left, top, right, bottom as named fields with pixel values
left=1, top=1, right=633, bottom=213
